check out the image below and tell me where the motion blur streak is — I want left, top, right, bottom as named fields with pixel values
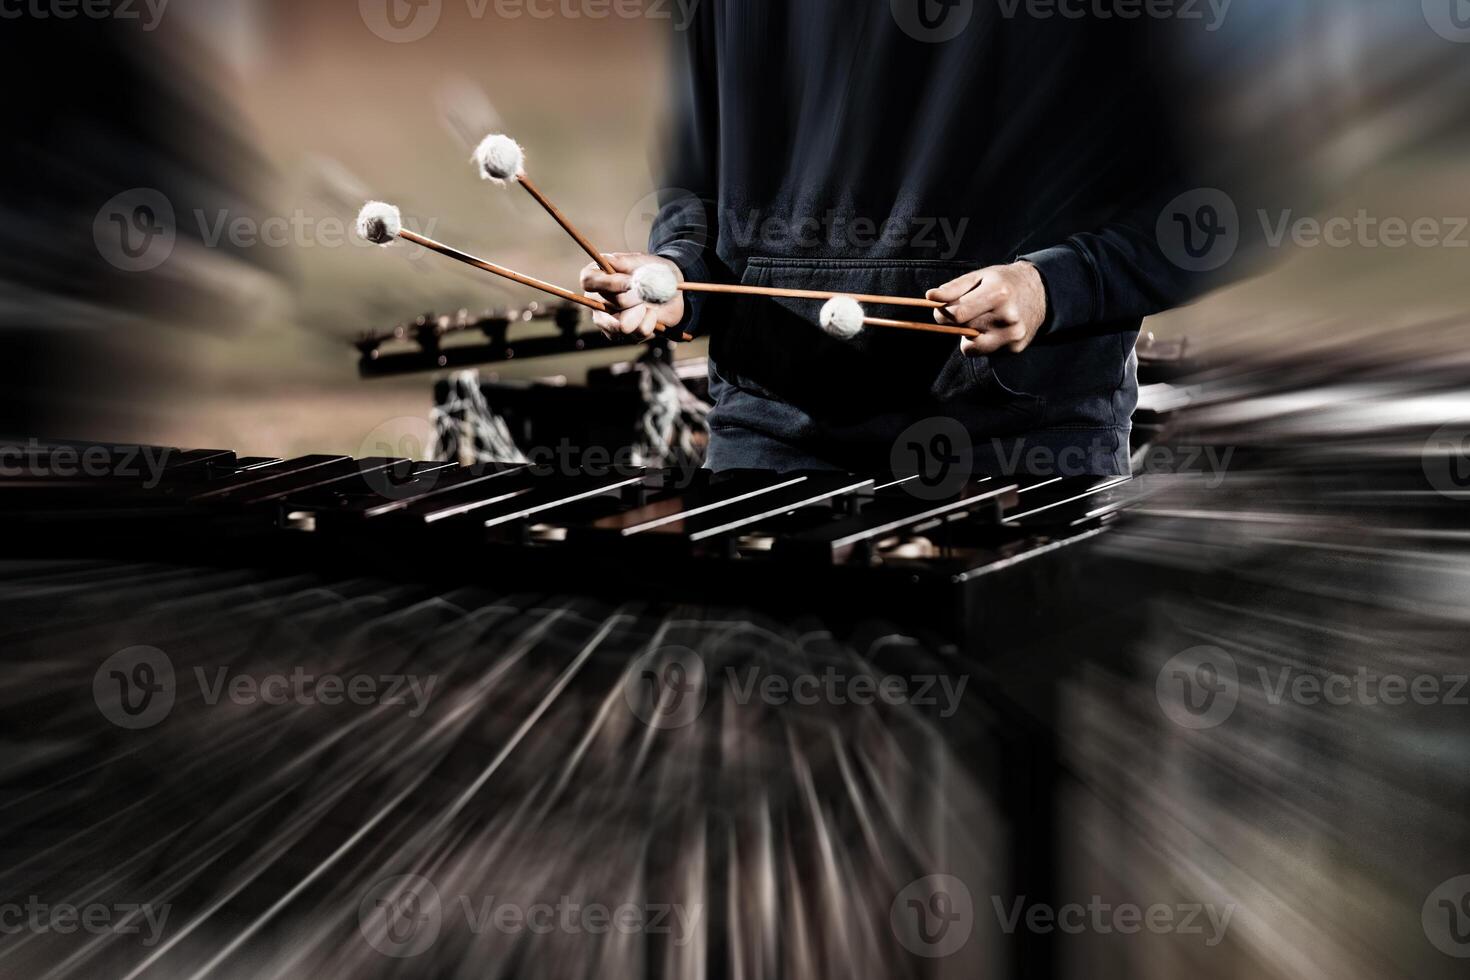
left=1069, top=342, right=1470, bottom=979
left=0, top=575, right=995, bottom=978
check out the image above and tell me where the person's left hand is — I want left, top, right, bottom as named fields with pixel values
left=926, top=261, right=1048, bottom=356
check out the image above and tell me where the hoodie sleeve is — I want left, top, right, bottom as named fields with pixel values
left=1019, top=21, right=1250, bottom=338
left=648, top=10, right=720, bottom=337
left=1018, top=185, right=1210, bottom=338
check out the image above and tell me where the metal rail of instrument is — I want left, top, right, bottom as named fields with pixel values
left=355, top=303, right=665, bottom=377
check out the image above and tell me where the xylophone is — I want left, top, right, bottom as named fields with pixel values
left=0, top=438, right=1146, bottom=979
left=0, top=443, right=1138, bottom=642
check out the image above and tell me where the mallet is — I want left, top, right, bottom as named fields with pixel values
left=818, top=296, right=979, bottom=341
left=356, top=202, right=688, bottom=341
left=473, top=134, right=616, bottom=275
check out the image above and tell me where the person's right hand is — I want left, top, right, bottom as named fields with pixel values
left=580, top=253, right=686, bottom=341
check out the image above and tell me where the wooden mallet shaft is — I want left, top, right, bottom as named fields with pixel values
left=399, top=230, right=607, bottom=313
left=515, top=175, right=617, bottom=275
left=679, top=281, right=946, bottom=310
left=862, top=315, right=978, bottom=338
left=475, top=136, right=617, bottom=274
left=396, top=230, right=688, bottom=340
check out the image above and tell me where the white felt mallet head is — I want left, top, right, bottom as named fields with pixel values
left=631, top=263, right=680, bottom=305
left=820, top=296, right=866, bottom=339
left=473, top=134, right=526, bottom=185
left=356, top=201, right=402, bottom=246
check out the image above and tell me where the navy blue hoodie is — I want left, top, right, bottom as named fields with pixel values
left=649, top=1, right=1207, bottom=476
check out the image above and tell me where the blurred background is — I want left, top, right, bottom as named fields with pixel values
left=4, top=0, right=1469, bottom=457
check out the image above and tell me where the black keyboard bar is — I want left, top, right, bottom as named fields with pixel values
left=229, top=457, right=286, bottom=471
left=776, top=479, right=1018, bottom=558
left=477, top=473, right=647, bottom=529
left=159, top=449, right=237, bottom=472
left=339, top=463, right=531, bottom=519
left=190, top=456, right=351, bottom=501
left=230, top=458, right=412, bottom=505
left=584, top=472, right=808, bottom=537
left=398, top=468, right=547, bottom=524
left=282, top=460, right=459, bottom=510
left=643, top=475, right=875, bottom=542
left=1001, top=476, right=1132, bottom=524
